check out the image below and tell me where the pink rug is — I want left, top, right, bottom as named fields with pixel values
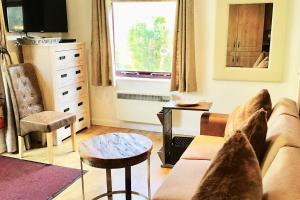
left=0, top=156, right=83, bottom=200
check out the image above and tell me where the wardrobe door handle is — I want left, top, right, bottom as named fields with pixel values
left=64, top=108, right=70, bottom=112
left=74, top=53, right=80, bottom=58
left=78, top=102, right=83, bottom=106
left=75, top=70, right=81, bottom=74
left=237, top=41, right=240, bottom=48
left=233, top=41, right=236, bottom=48
left=62, top=91, right=68, bottom=95
left=65, top=125, right=70, bottom=129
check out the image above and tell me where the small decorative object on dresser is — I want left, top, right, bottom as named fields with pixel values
left=22, top=43, right=91, bottom=145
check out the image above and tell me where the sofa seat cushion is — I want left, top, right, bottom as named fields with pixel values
left=261, top=114, right=300, bottom=175
left=153, top=159, right=211, bottom=200
left=263, top=147, right=300, bottom=200
left=225, top=89, right=272, bottom=139
left=20, top=111, right=76, bottom=136
left=181, top=135, right=225, bottom=160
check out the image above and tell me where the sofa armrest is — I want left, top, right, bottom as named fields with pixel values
left=200, top=112, right=228, bottom=137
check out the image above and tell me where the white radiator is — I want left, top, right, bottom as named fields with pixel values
left=116, top=92, right=170, bottom=124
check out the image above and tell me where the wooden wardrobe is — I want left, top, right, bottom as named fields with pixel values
left=227, top=4, right=265, bottom=67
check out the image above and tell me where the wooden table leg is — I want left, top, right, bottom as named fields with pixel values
left=106, top=169, right=112, bottom=200
left=125, top=166, right=131, bottom=200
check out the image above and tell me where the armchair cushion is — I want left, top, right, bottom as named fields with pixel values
left=20, top=111, right=76, bottom=136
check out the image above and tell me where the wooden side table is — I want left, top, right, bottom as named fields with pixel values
left=78, top=133, right=153, bottom=200
left=158, top=101, right=212, bottom=168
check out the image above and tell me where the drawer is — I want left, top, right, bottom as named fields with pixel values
left=57, top=81, right=87, bottom=103
left=75, top=111, right=88, bottom=132
left=55, top=111, right=88, bottom=142
left=53, top=48, right=84, bottom=69
left=57, top=97, right=88, bottom=114
left=56, top=125, right=71, bottom=142
left=56, top=65, right=85, bottom=88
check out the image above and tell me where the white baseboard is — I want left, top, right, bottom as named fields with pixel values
left=91, top=118, right=162, bottom=132
left=91, top=118, right=199, bottom=136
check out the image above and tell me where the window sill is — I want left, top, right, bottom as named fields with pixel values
left=115, top=76, right=171, bottom=83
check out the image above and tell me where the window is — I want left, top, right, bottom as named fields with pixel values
left=112, top=1, right=176, bottom=79
left=7, top=6, right=24, bottom=32
left=3, top=0, right=24, bottom=32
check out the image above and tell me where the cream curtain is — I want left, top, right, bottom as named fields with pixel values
left=92, top=0, right=113, bottom=86
left=171, top=0, right=197, bottom=92
left=0, top=0, right=17, bottom=153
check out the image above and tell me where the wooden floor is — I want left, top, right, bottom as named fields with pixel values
left=3, top=126, right=171, bottom=200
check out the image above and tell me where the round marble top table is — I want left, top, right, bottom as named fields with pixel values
left=79, top=133, right=153, bottom=200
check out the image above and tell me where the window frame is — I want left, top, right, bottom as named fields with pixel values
left=111, top=0, right=176, bottom=79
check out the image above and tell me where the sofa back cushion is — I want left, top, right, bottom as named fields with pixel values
left=192, top=132, right=262, bottom=200
left=268, top=98, right=299, bottom=129
left=261, top=114, right=300, bottom=176
left=224, top=89, right=272, bottom=139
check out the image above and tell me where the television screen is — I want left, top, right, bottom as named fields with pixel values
left=2, top=0, right=68, bottom=33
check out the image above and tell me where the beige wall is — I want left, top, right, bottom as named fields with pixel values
left=7, top=0, right=300, bottom=134
left=195, top=0, right=299, bottom=113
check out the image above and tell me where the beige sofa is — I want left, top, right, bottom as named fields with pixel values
left=153, top=98, right=300, bottom=200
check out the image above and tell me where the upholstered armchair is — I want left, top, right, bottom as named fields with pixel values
left=6, top=63, right=76, bottom=164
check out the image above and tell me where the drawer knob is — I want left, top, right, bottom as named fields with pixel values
left=59, top=56, right=66, bottom=60
left=62, top=91, right=69, bottom=95
left=79, top=117, right=84, bottom=122
left=74, top=53, right=80, bottom=57
left=75, top=70, right=81, bottom=74
left=61, top=74, right=68, bottom=78
left=76, top=86, right=82, bottom=91
left=64, top=108, right=70, bottom=112
left=78, top=102, right=83, bottom=106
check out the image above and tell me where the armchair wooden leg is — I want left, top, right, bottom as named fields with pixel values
left=18, top=136, right=24, bottom=158
left=70, top=123, right=76, bottom=152
left=47, top=132, right=54, bottom=164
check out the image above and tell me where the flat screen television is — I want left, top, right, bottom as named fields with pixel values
left=2, top=0, right=68, bottom=33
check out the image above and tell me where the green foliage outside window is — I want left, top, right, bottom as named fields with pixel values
left=7, top=6, right=24, bottom=32
left=118, top=17, right=172, bottom=72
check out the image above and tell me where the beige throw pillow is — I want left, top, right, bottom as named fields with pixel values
left=192, top=132, right=263, bottom=200
left=240, top=108, right=268, bottom=163
left=224, top=89, right=272, bottom=139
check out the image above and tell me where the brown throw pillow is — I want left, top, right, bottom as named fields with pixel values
left=224, top=89, right=272, bottom=139
left=192, top=132, right=262, bottom=200
left=240, top=108, right=268, bottom=163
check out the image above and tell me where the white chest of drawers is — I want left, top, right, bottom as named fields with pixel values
left=22, top=42, right=91, bottom=144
